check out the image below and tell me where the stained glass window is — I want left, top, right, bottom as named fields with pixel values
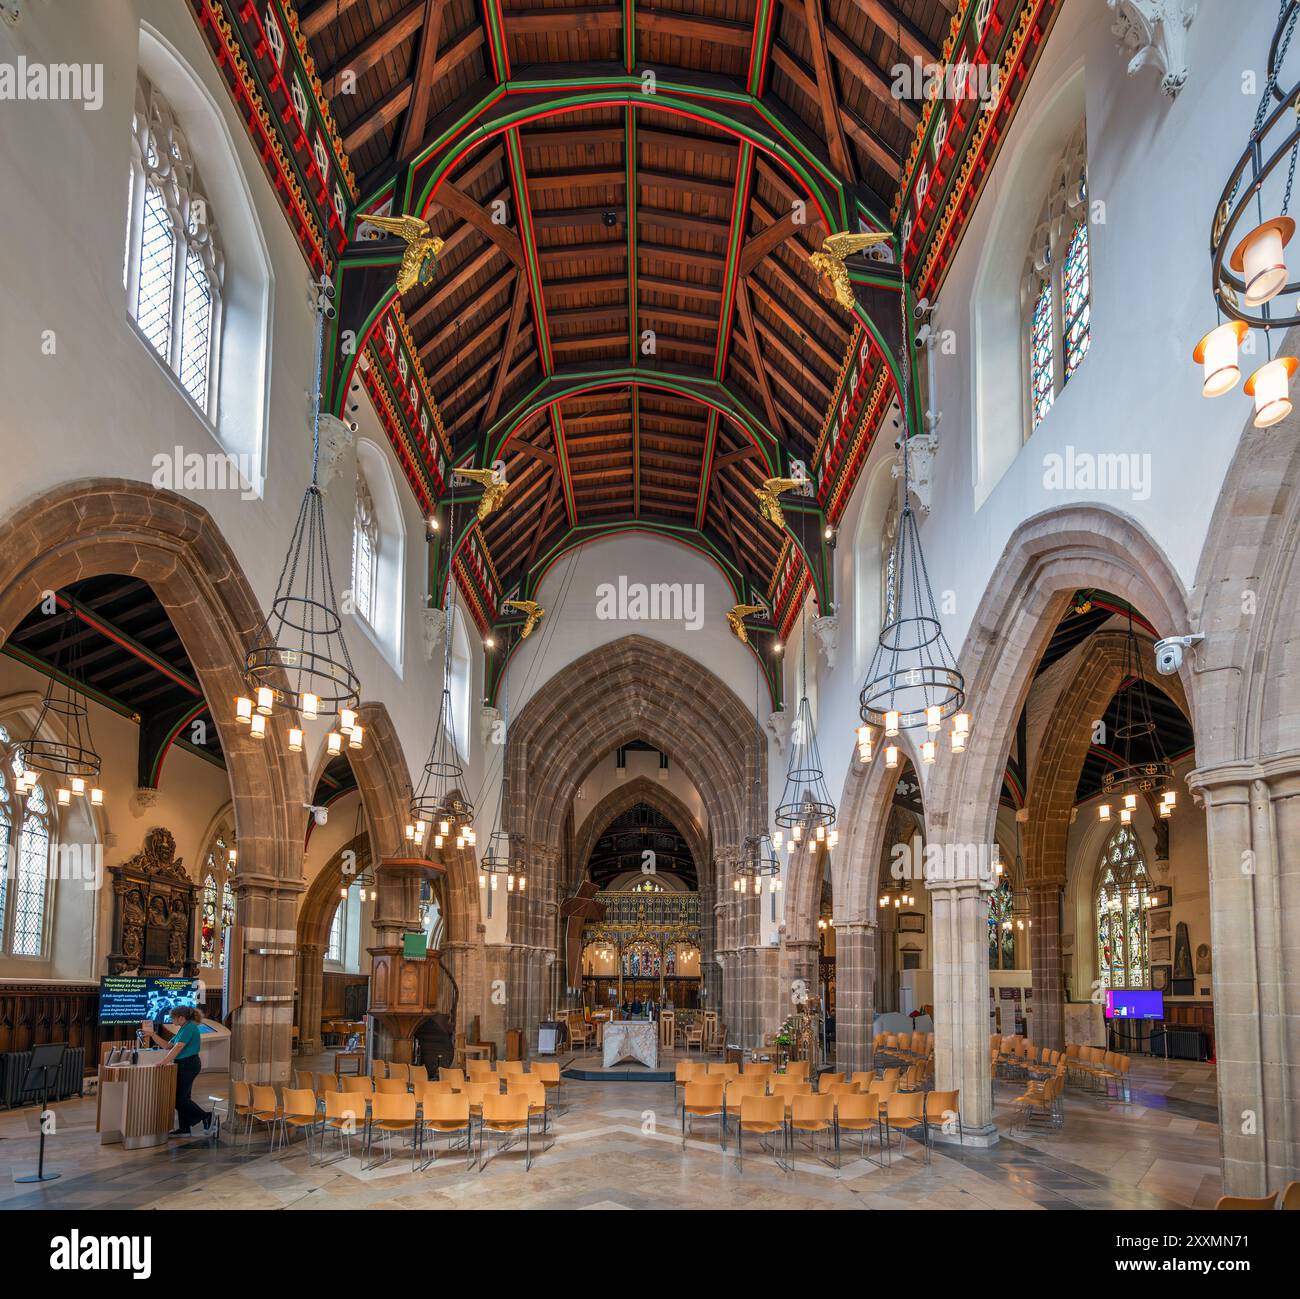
left=1030, top=280, right=1054, bottom=428
left=0, top=771, right=10, bottom=944
left=126, top=74, right=223, bottom=418
left=200, top=875, right=218, bottom=967
left=1062, top=220, right=1091, bottom=378
left=987, top=875, right=1017, bottom=969
left=1096, top=825, right=1150, bottom=991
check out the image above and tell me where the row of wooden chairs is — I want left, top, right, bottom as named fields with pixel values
left=232, top=1074, right=554, bottom=1171
left=874, top=1030, right=935, bottom=1061
left=682, top=1081, right=960, bottom=1169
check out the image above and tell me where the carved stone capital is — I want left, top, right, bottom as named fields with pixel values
left=811, top=615, right=838, bottom=670
left=317, top=414, right=355, bottom=492
left=422, top=607, right=447, bottom=662
left=1108, top=0, right=1198, bottom=98
left=891, top=433, right=938, bottom=514
left=479, top=705, right=501, bottom=747
left=132, top=786, right=159, bottom=813
left=765, top=708, right=789, bottom=754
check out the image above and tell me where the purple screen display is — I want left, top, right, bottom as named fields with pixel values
left=1105, top=989, right=1164, bottom=1020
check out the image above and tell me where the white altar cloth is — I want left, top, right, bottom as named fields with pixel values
left=602, top=1020, right=659, bottom=1069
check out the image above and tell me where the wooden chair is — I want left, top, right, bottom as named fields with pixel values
left=365, top=1092, right=420, bottom=1172
left=736, top=1094, right=787, bottom=1170
left=231, top=1080, right=255, bottom=1144
left=881, top=1090, right=926, bottom=1163
left=506, top=1075, right=553, bottom=1143
left=529, top=1059, right=564, bottom=1110
left=674, top=1059, right=703, bottom=1112
left=568, top=1019, right=592, bottom=1052
left=387, top=1062, right=411, bottom=1086
left=850, top=1071, right=876, bottom=1092
left=465, top=1057, right=495, bottom=1082
left=342, top=1075, right=373, bottom=1095
left=376, top=1077, right=409, bottom=1095
left=742, top=1060, right=774, bottom=1079
left=460, top=1080, right=497, bottom=1121
left=415, top=1080, right=455, bottom=1100
left=314, top=1071, right=340, bottom=1096
left=292, top=1069, right=314, bottom=1089
left=280, top=1088, right=322, bottom=1161
left=480, top=1093, right=534, bottom=1170
left=370, top=1059, right=389, bottom=1081
left=408, top=1064, right=429, bottom=1085
left=1214, top=1192, right=1278, bottom=1210
left=924, top=1089, right=961, bottom=1154
left=439, top=1066, right=466, bottom=1089
left=834, top=1092, right=886, bottom=1168
left=421, top=1091, right=474, bottom=1170
left=816, top=1071, right=846, bottom=1093
left=706, top=1061, right=739, bottom=1078
left=789, top=1093, right=836, bottom=1166
left=249, top=1084, right=284, bottom=1152
left=681, top=1081, right=725, bottom=1147
left=1282, top=1181, right=1300, bottom=1210
left=722, top=1078, right=765, bottom=1138
left=321, top=1089, right=364, bottom=1166
left=683, top=1020, right=705, bottom=1053
left=782, top=1059, right=809, bottom=1082
left=498, top=1059, right=526, bottom=1078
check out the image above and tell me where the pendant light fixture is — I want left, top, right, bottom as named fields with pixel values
left=736, top=670, right=783, bottom=920
left=858, top=279, right=967, bottom=759
left=410, top=380, right=474, bottom=848
left=479, top=666, right=524, bottom=915
left=1097, top=607, right=1176, bottom=821
left=774, top=604, right=837, bottom=846
left=19, top=606, right=105, bottom=807
left=237, top=278, right=362, bottom=752
left=1199, top=4, right=1300, bottom=420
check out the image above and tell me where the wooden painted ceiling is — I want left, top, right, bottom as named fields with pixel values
left=300, top=0, right=958, bottom=602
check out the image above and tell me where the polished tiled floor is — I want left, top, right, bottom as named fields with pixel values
left=0, top=1055, right=1220, bottom=1211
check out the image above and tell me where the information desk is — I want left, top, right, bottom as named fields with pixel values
left=602, top=1020, right=658, bottom=1069
left=96, top=1050, right=177, bottom=1150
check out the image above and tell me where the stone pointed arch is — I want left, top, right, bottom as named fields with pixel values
left=502, top=635, right=762, bottom=1043
left=914, top=505, right=1192, bottom=1142
left=572, top=776, right=710, bottom=890
left=0, top=479, right=308, bottom=1083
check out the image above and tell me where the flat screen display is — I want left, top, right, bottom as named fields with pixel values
left=99, top=976, right=201, bottom=1023
left=1105, top=988, right=1164, bottom=1020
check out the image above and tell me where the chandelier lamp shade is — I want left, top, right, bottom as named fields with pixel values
left=20, top=608, right=105, bottom=807
left=478, top=674, right=524, bottom=916
left=1197, top=2, right=1300, bottom=423
left=1096, top=609, right=1177, bottom=823
left=236, top=279, right=362, bottom=752
left=858, top=276, right=968, bottom=765
left=774, top=610, right=837, bottom=840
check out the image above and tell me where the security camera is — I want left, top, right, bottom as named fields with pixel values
left=304, top=804, right=329, bottom=827
left=601, top=210, right=619, bottom=227
left=1154, top=634, right=1203, bottom=675
left=913, top=296, right=933, bottom=322
left=914, top=321, right=933, bottom=349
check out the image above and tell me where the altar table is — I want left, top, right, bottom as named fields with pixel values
left=602, top=1020, right=659, bottom=1069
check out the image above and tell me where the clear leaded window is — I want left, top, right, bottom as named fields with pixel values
left=1022, top=122, right=1090, bottom=436
left=126, top=73, right=223, bottom=417
left=352, top=469, right=379, bottom=627
left=1096, top=825, right=1150, bottom=991
left=327, top=903, right=344, bottom=963
left=199, top=824, right=236, bottom=970
left=0, top=730, right=55, bottom=959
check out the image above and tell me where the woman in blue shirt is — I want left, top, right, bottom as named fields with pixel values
left=142, top=1006, right=212, bottom=1136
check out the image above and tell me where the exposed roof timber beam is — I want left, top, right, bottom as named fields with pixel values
left=406, top=242, right=502, bottom=331
left=449, top=351, right=535, bottom=435
left=526, top=168, right=625, bottom=192
left=300, top=0, right=367, bottom=39
left=482, top=282, right=532, bottom=427
left=848, top=0, right=939, bottom=63
left=751, top=313, right=836, bottom=403
left=340, top=27, right=487, bottom=152
left=740, top=209, right=825, bottom=278
left=639, top=242, right=725, bottom=274
left=755, top=253, right=849, bottom=348
left=537, top=242, right=626, bottom=265
left=714, top=445, right=762, bottom=470
left=522, top=472, right=566, bottom=572
left=432, top=179, right=525, bottom=268
left=397, top=0, right=448, bottom=161
left=735, top=279, right=786, bottom=440
left=501, top=6, right=752, bottom=46
left=323, top=1, right=425, bottom=95
left=800, top=0, right=855, bottom=183
left=420, top=266, right=516, bottom=354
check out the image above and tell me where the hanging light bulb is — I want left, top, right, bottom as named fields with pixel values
left=885, top=709, right=900, bottom=737
left=70, top=776, right=85, bottom=797
left=301, top=692, right=319, bottom=720
left=828, top=829, right=839, bottom=848
left=228, top=847, right=237, bottom=864
left=91, top=787, right=104, bottom=806
left=1124, top=793, right=1138, bottom=810
left=340, top=884, right=349, bottom=899
left=57, top=787, right=71, bottom=806
left=340, top=708, right=358, bottom=736
left=1120, top=806, right=1132, bottom=824
left=773, top=829, right=784, bottom=849
left=250, top=713, right=267, bottom=739
left=925, top=705, right=941, bottom=733
left=1230, top=217, right=1294, bottom=305
left=434, top=834, right=444, bottom=849
left=288, top=727, right=304, bottom=753
left=235, top=696, right=253, bottom=725
left=406, top=823, right=416, bottom=842
left=1163, top=790, right=1177, bottom=808
left=950, top=728, right=966, bottom=754
left=1159, top=802, right=1172, bottom=818
left=349, top=724, right=364, bottom=750
left=1245, top=355, right=1298, bottom=427
left=814, top=824, right=826, bottom=842
left=791, top=823, right=802, bottom=842
left=879, top=894, right=888, bottom=908
left=885, top=744, right=899, bottom=769
left=921, top=739, right=936, bottom=764
left=1193, top=321, right=1249, bottom=396
left=327, top=731, right=343, bottom=756
left=256, top=686, right=274, bottom=716
left=1099, top=802, right=1112, bottom=821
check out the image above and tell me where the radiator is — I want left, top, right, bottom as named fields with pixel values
left=0, top=1047, right=86, bottom=1108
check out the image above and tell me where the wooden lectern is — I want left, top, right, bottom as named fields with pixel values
left=368, top=945, right=439, bottom=1064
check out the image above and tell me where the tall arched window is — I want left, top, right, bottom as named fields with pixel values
left=449, top=611, right=472, bottom=760
left=125, top=72, right=224, bottom=418
left=880, top=496, right=900, bottom=625
left=199, top=822, right=236, bottom=970
left=987, top=874, right=1016, bottom=970
left=0, top=728, right=55, bottom=958
left=1096, top=824, right=1150, bottom=990
left=326, top=903, right=344, bottom=964
left=352, top=467, right=379, bottom=629
left=1022, top=122, right=1090, bottom=434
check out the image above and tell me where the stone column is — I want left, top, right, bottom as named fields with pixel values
left=877, top=906, right=899, bottom=1012
left=1028, top=877, right=1065, bottom=1049
left=834, top=920, right=876, bottom=1074
left=929, top=878, right=997, bottom=1145
left=296, top=942, right=324, bottom=1055
left=231, top=875, right=303, bottom=1085
left=1189, top=761, right=1300, bottom=1196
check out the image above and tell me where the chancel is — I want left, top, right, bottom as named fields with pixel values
left=0, top=0, right=1298, bottom=1254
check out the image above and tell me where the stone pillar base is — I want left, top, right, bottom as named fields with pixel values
left=932, top=1122, right=1000, bottom=1149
